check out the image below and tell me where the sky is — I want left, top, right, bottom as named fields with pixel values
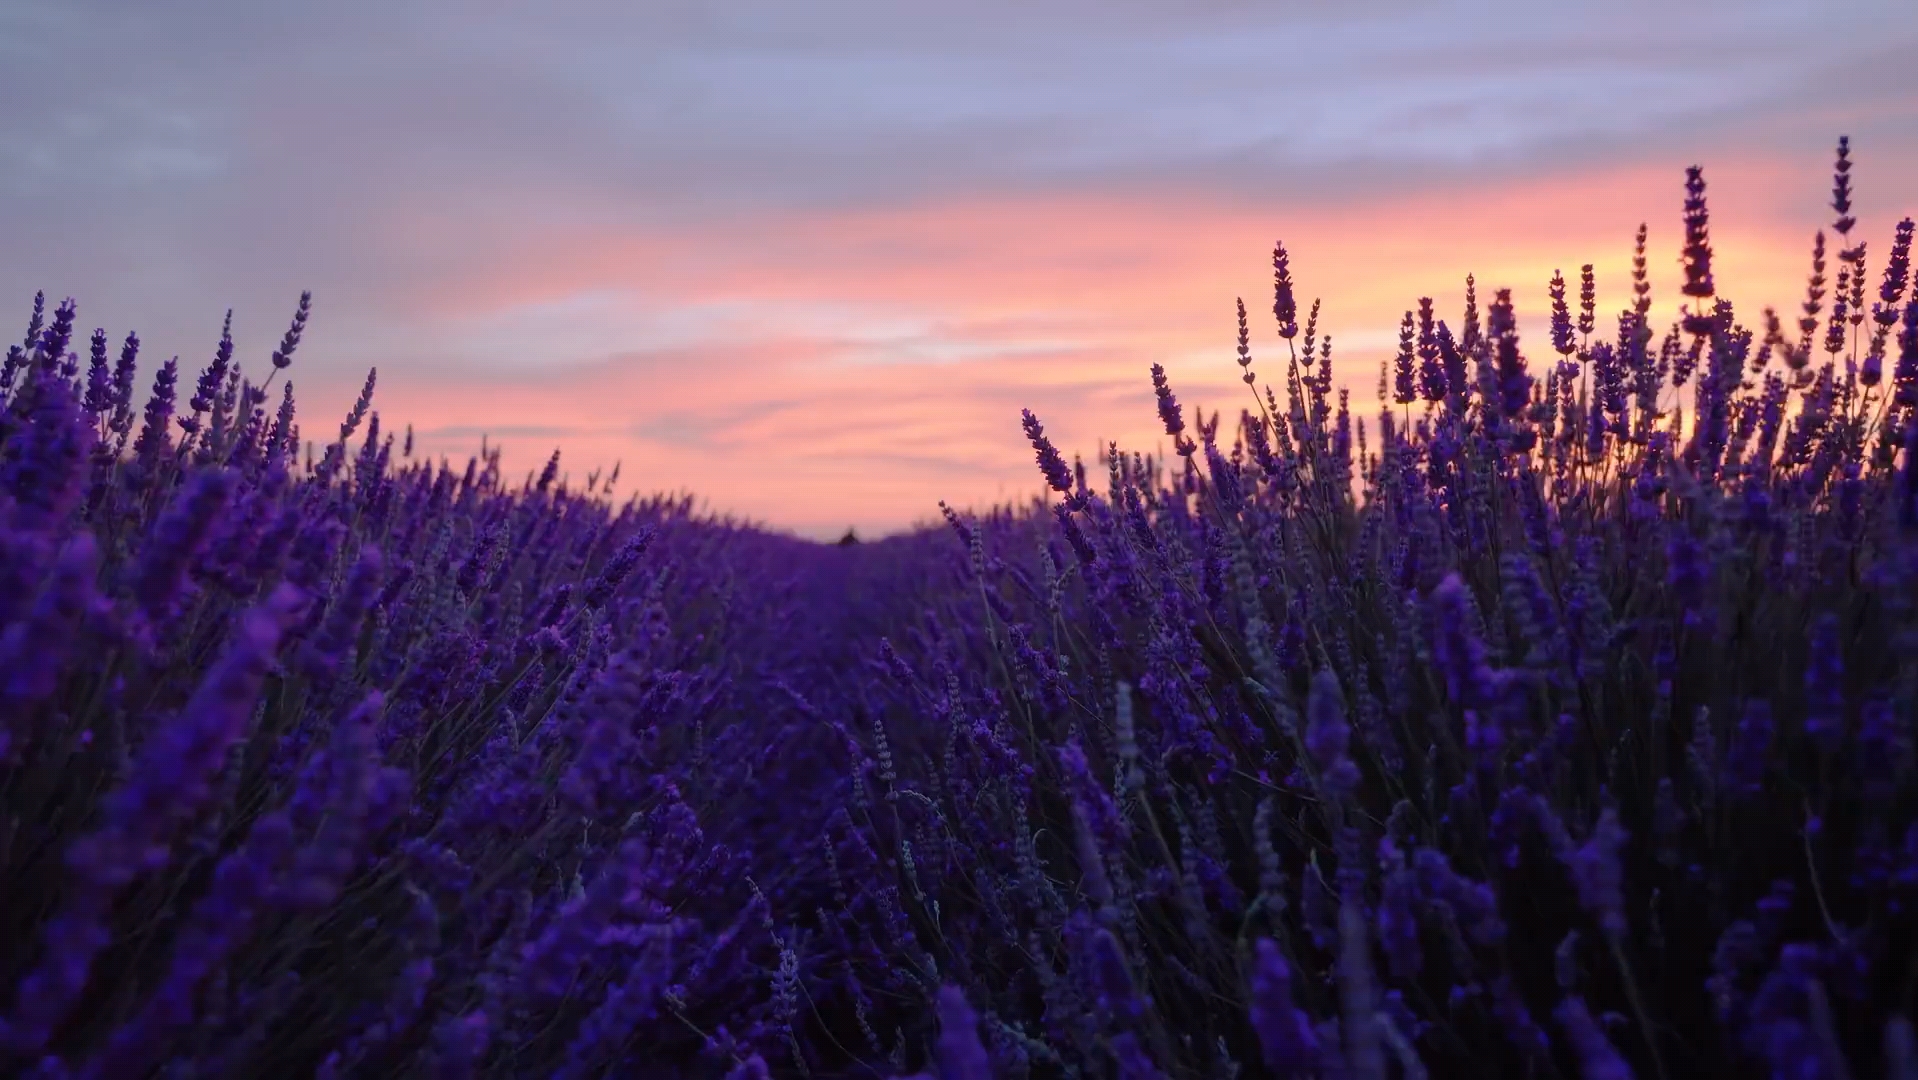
left=3, top=0, right=1915, bottom=539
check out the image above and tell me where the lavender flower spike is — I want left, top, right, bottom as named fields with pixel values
left=1555, top=996, right=1635, bottom=1080
left=1021, top=409, right=1077, bottom=500
left=934, top=985, right=994, bottom=1080
left=1250, top=938, right=1322, bottom=1077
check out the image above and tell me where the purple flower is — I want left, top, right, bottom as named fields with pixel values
left=1417, top=299, right=1447, bottom=402
left=934, top=985, right=993, bottom=1080
left=128, top=468, right=234, bottom=631
left=0, top=535, right=100, bottom=739
left=131, top=356, right=179, bottom=470
left=1803, top=613, right=1846, bottom=752
left=1428, top=574, right=1495, bottom=710
left=1830, top=135, right=1856, bottom=240
left=1555, top=996, right=1635, bottom=1080
left=2, top=376, right=94, bottom=531
left=1395, top=309, right=1418, bottom=404
left=33, top=297, right=77, bottom=368
left=1150, top=363, right=1189, bottom=449
left=182, top=309, right=235, bottom=433
left=1082, top=925, right=1149, bottom=1026
left=299, top=546, right=383, bottom=681
left=271, top=291, right=312, bottom=371
left=1273, top=243, right=1299, bottom=339
left=1681, top=166, right=1715, bottom=304
left=1550, top=271, right=1577, bottom=357
left=107, top=331, right=140, bottom=437
left=1881, top=219, right=1915, bottom=320
left=1489, top=288, right=1533, bottom=426
left=1567, top=807, right=1629, bottom=939
left=583, top=526, right=656, bottom=609
left=1021, top=409, right=1077, bottom=500
left=1249, top=938, right=1320, bottom=1076
left=1305, top=668, right=1359, bottom=800
left=82, top=328, right=111, bottom=416
left=1376, top=839, right=1424, bottom=979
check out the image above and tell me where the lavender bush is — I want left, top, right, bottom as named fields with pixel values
left=2, top=137, right=1915, bottom=1079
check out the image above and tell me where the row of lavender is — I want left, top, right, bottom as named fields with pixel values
left=800, top=140, right=1918, bottom=1079
left=1, top=137, right=1915, bottom=1078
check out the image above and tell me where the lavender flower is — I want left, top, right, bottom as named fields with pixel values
left=1551, top=271, right=1576, bottom=357
left=934, top=986, right=993, bottom=1080
left=1567, top=807, right=1629, bottom=940
left=1249, top=939, right=1321, bottom=1076
left=271, top=291, right=312, bottom=370
left=1555, top=996, right=1635, bottom=1080
left=1022, top=409, right=1077, bottom=501
left=1273, top=243, right=1299, bottom=339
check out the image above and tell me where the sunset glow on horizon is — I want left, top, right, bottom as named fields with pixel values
left=6, top=0, right=1914, bottom=538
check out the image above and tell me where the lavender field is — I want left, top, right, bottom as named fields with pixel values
left=2, top=139, right=1916, bottom=1080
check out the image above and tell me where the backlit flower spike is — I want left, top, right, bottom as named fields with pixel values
left=1272, top=243, right=1298, bottom=339
left=1551, top=271, right=1576, bottom=358
left=1394, top=310, right=1417, bottom=405
left=1680, top=166, right=1716, bottom=336
left=271, top=291, right=312, bottom=371
left=1021, top=409, right=1076, bottom=502
left=1831, top=135, right=1858, bottom=251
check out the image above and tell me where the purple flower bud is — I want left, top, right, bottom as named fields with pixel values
left=425, top=1013, right=490, bottom=1080
left=1550, top=271, right=1576, bottom=356
left=1803, top=613, right=1846, bottom=752
left=128, top=468, right=234, bottom=631
left=1021, top=409, right=1076, bottom=499
left=3, top=376, right=94, bottom=531
left=1568, top=807, right=1629, bottom=939
left=1489, top=289, right=1533, bottom=423
left=271, top=291, right=312, bottom=371
left=583, top=526, right=655, bottom=609
left=1150, top=363, right=1188, bottom=446
left=1305, top=668, right=1358, bottom=800
left=1273, top=243, right=1299, bottom=339
left=105, top=331, right=140, bottom=436
left=299, top=546, right=382, bottom=681
left=33, top=297, right=77, bottom=368
left=131, top=357, right=179, bottom=472
left=1830, top=136, right=1856, bottom=238
left=1249, top=938, right=1321, bottom=1075
left=0, top=536, right=100, bottom=741
left=184, top=310, right=235, bottom=426
left=1555, top=996, right=1635, bottom=1080
left=1417, top=299, right=1447, bottom=403
left=934, top=985, right=993, bottom=1080
left=1395, top=309, right=1419, bottom=404
left=1376, top=839, right=1424, bottom=979
left=82, top=329, right=111, bottom=415
left=1681, top=165, right=1715, bottom=303
left=1429, top=574, right=1494, bottom=710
